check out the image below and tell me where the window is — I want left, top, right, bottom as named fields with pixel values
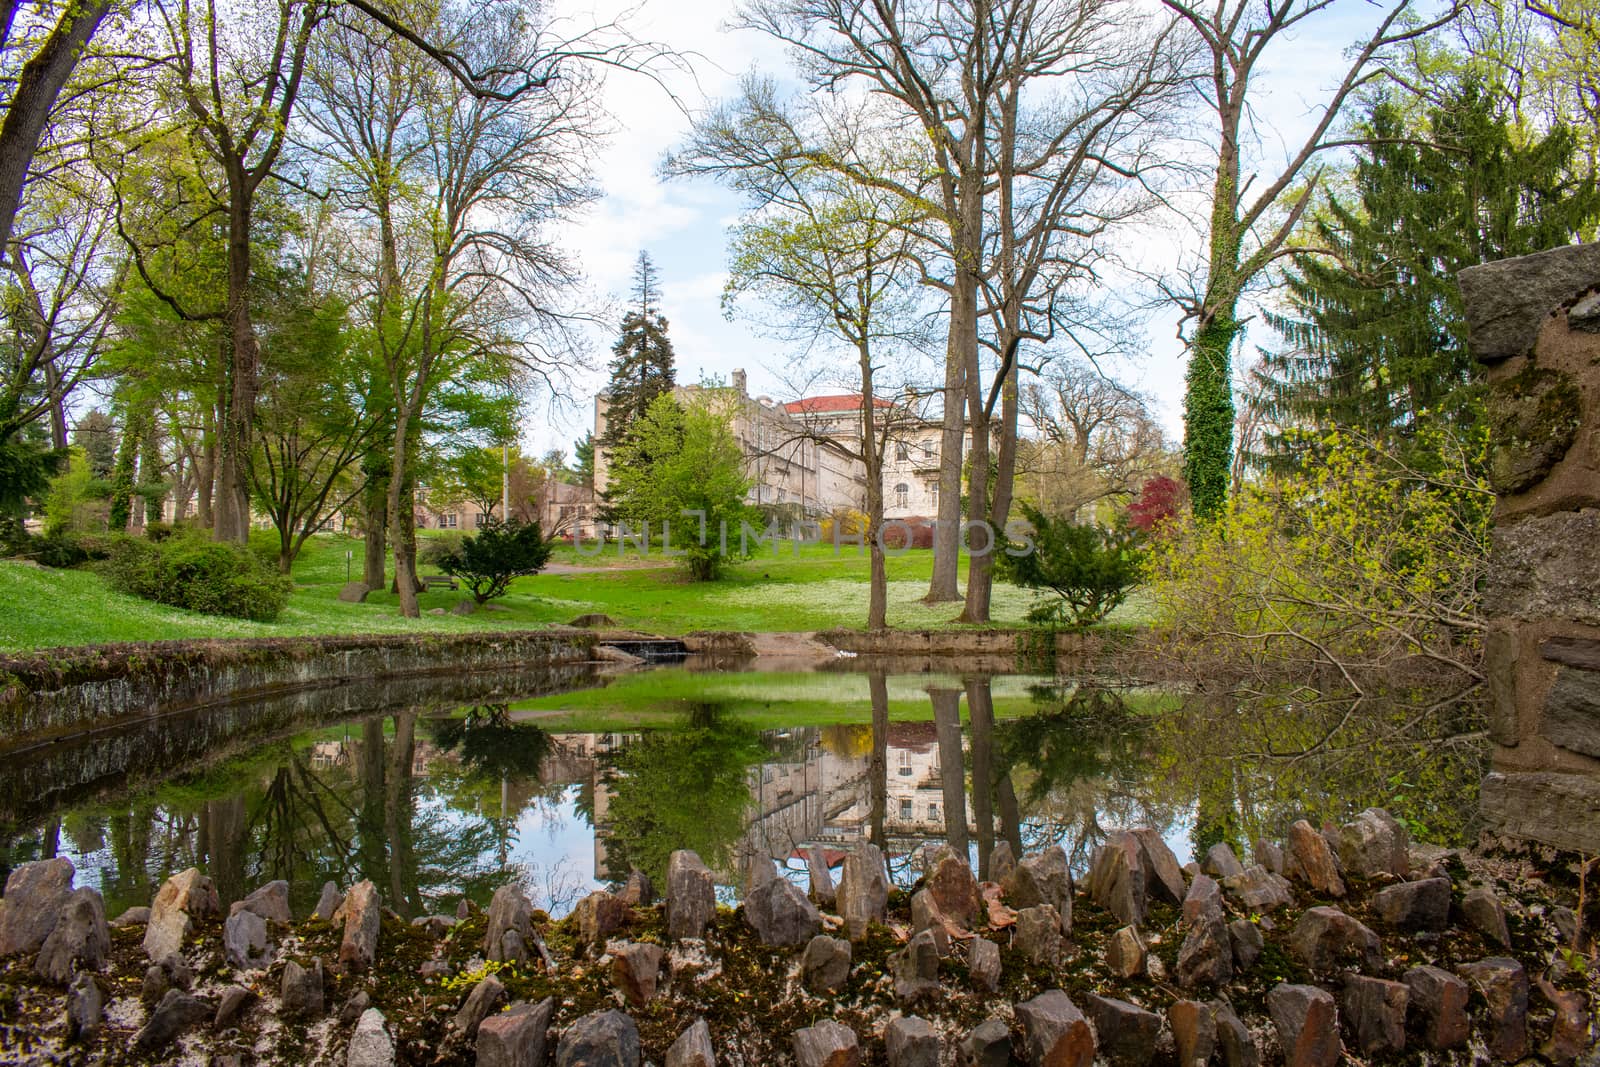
left=898, top=750, right=913, bottom=776
left=475, top=511, right=493, bottom=528
left=899, top=799, right=913, bottom=819
left=440, top=513, right=458, bottom=529
left=895, top=483, right=910, bottom=509
left=896, top=441, right=909, bottom=462
left=922, top=439, right=936, bottom=457
left=929, top=483, right=938, bottom=508
left=929, top=802, right=940, bottom=821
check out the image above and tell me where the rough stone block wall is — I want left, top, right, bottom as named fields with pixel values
left=1460, top=242, right=1600, bottom=853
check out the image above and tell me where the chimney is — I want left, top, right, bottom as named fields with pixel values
left=732, top=368, right=747, bottom=396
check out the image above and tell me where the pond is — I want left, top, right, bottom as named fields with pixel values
left=0, top=665, right=1487, bottom=922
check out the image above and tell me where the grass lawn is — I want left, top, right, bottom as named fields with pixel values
left=0, top=530, right=1147, bottom=653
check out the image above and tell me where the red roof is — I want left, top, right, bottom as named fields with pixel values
left=783, top=394, right=894, bottom=414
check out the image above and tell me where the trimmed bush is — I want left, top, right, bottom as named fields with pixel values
left=437, top=519, right=554, bottom=603
left=104, top=530, right=293, bottom=620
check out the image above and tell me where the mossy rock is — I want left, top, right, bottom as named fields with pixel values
left=1487, top=365, right=1581, bottom=493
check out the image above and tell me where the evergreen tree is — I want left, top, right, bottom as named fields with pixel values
left=598, top=252, right=676, bottom=454
left=71, top=411, right=117, bottom=479
left=573, top=431, right=595, bottom=489
left=1260, top=83, right=1600, bottom=456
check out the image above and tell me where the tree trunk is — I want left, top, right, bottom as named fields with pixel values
left=868, top=671, right=889, bottom=851
left=961, top=349, right=1019, bottom=623
left=387, top=408, right=419, bottom=617
left=362, top=467, right=387, bottom=590
left=931, top=687, right=969, bottom=857
left=214, top=181, right=259, bottom=543
left=966, top=676, right=997, bottom=880
left=197, top=419, right=216, bottom=529
left=1183, top=310, right=1239, bottom=521
left=858, top=347, right=888, bottom=631
left=927, top=271, right=973, bottom=603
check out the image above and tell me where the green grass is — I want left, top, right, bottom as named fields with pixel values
left=0, top=530, right=1148, bottom=653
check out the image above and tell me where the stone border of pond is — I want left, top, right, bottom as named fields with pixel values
left=0, top=630, right=597, bottom=748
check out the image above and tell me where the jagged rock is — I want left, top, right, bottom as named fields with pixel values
left=618, top=869, right=654, bottom=907
left=1284, top=821, right=1345, bottom=897
left=1169, top=1000, right=1215, bottom=1067
left=477, top=997, right=556, bottom=1067
left=960, top=1018, right=1012, bottom=1067
left=134, top=988, right=211, bottom=1052
left=222, top=908, right=272, bottom=971
left=892, top=929, right=941, bottom=1002
left=340, top=992, right=372, bottom=1029
left=556, top=1009, right=641, bottom=1067
left=1342, top=975, right=1408, bottom=1055
left=968, top=935, right=1002, bottom=991
left=611, top=941, right=663, bottom=1007
left=806, top=849, right=836, bottom=908
left=666, top=851, right=717, bottom=941
left=1337, top=809, right=1409, bottom=879
left=0, top=858, right=74, bottom=956
left=990, top=841, right=1018, bottom=883
left=910, top=890, right=951, bottom=954
left=574, top=891, right=629, bottom=948
left=886, top=1015, right=940, bottom=1067
left=347, top=1008, right=396, bottom=1067
left=486, top=884, right=536, bottom=960
left=837, top=841, right=889, bottom=940
left=664, top=1016, right=714, bottom=1067
left=454, top=974, right=507, bottom=1040
left=1202, top=844, right=1246, bottom=880
left=337, top=880, right=381, bottom=973
left=1086, top=833, right=1146, bottom=926
left=230, top=880, right=292, bottom=924
left=1268, top=983, right=1340, bottom=1067
left=413, top=914, right=456, bottom=939
left=1409, top=844, right=1460, bottom=881
left=214, top=984, right=255, bottom=1030
left=1289, top=906, right=1381, bottom=973
left=1403, top=964, right=1469, bottom=1049
left=745, top=874, right=821, bottom=946
left=141, top=953, right=191, bottom=1005
left=35, top=887, right=109, bottom=984
left=1228, top=918, right=1263, bottom=971
left=111, top=906, right=150, bottom=927
left=928, top=850, right=982, bottom=926
left=1222, top=865, right=1294, bottom=911
left=1372, top=877, right=1450, bottom=932
left=1177, top=916, right=1233, bottom=989
left=1457, top=956, right=1529, bottom=1061
left=1254, top=840, right=1285, bottom=875
left=456, top=898, right=473, bottom=922
left=744, top=854, right=776, bottom=896
left=144, top=868, right=219, bottom=962
left=1183, top=874, right=1224, bottom=926
left=1106, top=925, right=1147, bottom=978
left=1017, top=990, right=1095, bottom=1067
left=1211, top=999, right=1260, bottom=1067
left=1086, top=994, right=1160, bottom=1067
left=314, top=881, right=343, bottom=922
left=1462, top=886, right=1512, bottom=948
left=793, top=1019, right=859, bottom=1067
left=65, top=972, right=104, bottom=1043
left=1537, top=977, right=1593, bottom=1066
left=801, top=934, right=852, bottom=994
left=1015, top=904, right=1063, bottom=967
left=1004, top=846, right=1073, bottom=923
left=1131, top=828, right=1188, bottom=905
left=281, top=958, right=325, bottom=1018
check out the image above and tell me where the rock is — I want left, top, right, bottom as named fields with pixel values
left=617, top=869, right=654, bottom=907
left=314, top=881, right=343, bottom=921
left=338, top=581, right=369, bottom=602
left=745, top=874, right=822, bottom=946
left=339, top=991, right=373, bottom=1026
left=348, top=1008, right=396, bottom=1067
left=427, top=607, right=446, bottom=615
left=1372, top=877, right=1450, bottom=932
left=1211, top=999, right=1260, bottom=1067
left=744, top=853, right=777, bottom=897
left=1341, top=974, right=1408, bottom=1055
left=141, top=953, right=191, bottom=1005
left=990, top=841, right=1017, bottom=883
left=792, top=1019, right=859, bottom=1067
left=1177, top=916, right=1233, bottom=989
left=1571, top=290, right=1600, bottom=331
left=281, top=957, right=325, bottom=1018
left=35, top=887, right=109, bottom=984
left=886, top=1015, right=940, bottom=1067
left=1016, top=990, right=1095, bottom=1067
left=485, top=883, right=536, bottom=960
left=66, top=972, right=104, bottom=1043
left=0, top=857, right=75, bottom=956
left=420, top=959, right=451, bottom=979
left=1551, top=904, right=1580, bottom=946
left=112, top=906, right=150, bottom=927
left=928, top=850, right=983, bottom=926
left=968, top=935, right=1002, bottom=991
left=611, top=941, right=662, bottom=1007
left=1457, top=956, right=1529, bottom=1061
left=1268, top=983, right=1340, bottom=1067
left=451, top=598, right=479, bottom=616
left=222, top=908, right=272, bottom=971
left=1337, top=809, right=1409, bottom=879
left=144, top=867, right=219, bottom=962
left=574, top=891, right=629, bottom=948
left=1458, top=242, right=1600, bottom=360
left=960, top=1018, right=1012, bottom=1067
left=666, top=850, right=717, bottom=941
left=805, top=849, right=835, bottom=907
left=477, top=997, right=556, bottom=1067
left=1403, top=964, right=1469, bottom=1049
left=1290, top=906, right=1382, bottom=974
left=569, top=612, right=617, bottom=628
left=1284, top=821, right=1345, bottom=897
left=1168, top=1000, right=1215, bottom=1067
left=1004, top=846, right=1073, bottom=921
left=333, top=879, right=381, bottom=973
left=1487, top=365, right=1583, bottom=493
left=837, top=841, right=889, bottom=940
left=1086, top=833, right=1146, bottom=926
left=1222, top=865, right=1294, bottom=911
left=1537, top=977, right=1593, bottom=1066
left=231, top=880, right=292, bottom=924
left=134, top=988, right=210, bottom=1052
left=1183, top=874, right=1224, bottom=926
left=413, top=913, right=456, bottom=939
left=556, top=1009, right=642, bottom=1067
left=910, top=890, right=951, bottom=954
left=1202, top=843, right=1245, bottom=879
left=1086, top=994, right=1160, bottom=1067
left=664, top=1016, right=714, bottom=1067
left=892, top=929, right=941, bottom=1002
left=1462, top=886, right=1512, bottom=947
left=1409, top=843, right=1459, bottom=881
left=1106, top=925, right=1146, bottom=978
left=1254, top=839, right=1284, bottom=875
left=1014, top=904, right=1063, bottom=967
left=1228, top=918, right=1263, bottom=971
left=1131, top=827, right=1188, bottom=905
left=214, top=984, right=255, bottom=1029
left=801, top=934, right=852, bottom=994
left=455, top=974, right=507, bottom=1039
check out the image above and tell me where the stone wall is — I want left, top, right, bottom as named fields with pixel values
left=1460, top=242, right=1600, bottom=853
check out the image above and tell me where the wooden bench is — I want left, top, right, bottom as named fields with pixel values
left=422, top=574, right=459, bottom=592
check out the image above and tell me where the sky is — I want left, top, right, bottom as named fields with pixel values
left=525, top=0, right=1389, bottom=461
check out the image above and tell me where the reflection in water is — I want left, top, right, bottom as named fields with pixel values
left=0, top=671, right=1484, bottom=919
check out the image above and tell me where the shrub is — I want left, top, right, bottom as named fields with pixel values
left=998, top=502, right=1144, bottom=629
left=820, top=507, right=870, bottom=542
left=104, top=530, right=293, bottom=620
left=418, top=532, right=465, bottom=568
left=437, top=519, right=554, bottom=603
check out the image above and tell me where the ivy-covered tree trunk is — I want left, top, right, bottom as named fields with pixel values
left=1183, top=310, right=1239, bottom=520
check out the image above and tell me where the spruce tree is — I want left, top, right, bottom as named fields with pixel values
left=599, top=251, right=676, bottom=454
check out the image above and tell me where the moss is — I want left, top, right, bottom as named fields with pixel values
left=1487, top=364, right=1582, bottom=493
